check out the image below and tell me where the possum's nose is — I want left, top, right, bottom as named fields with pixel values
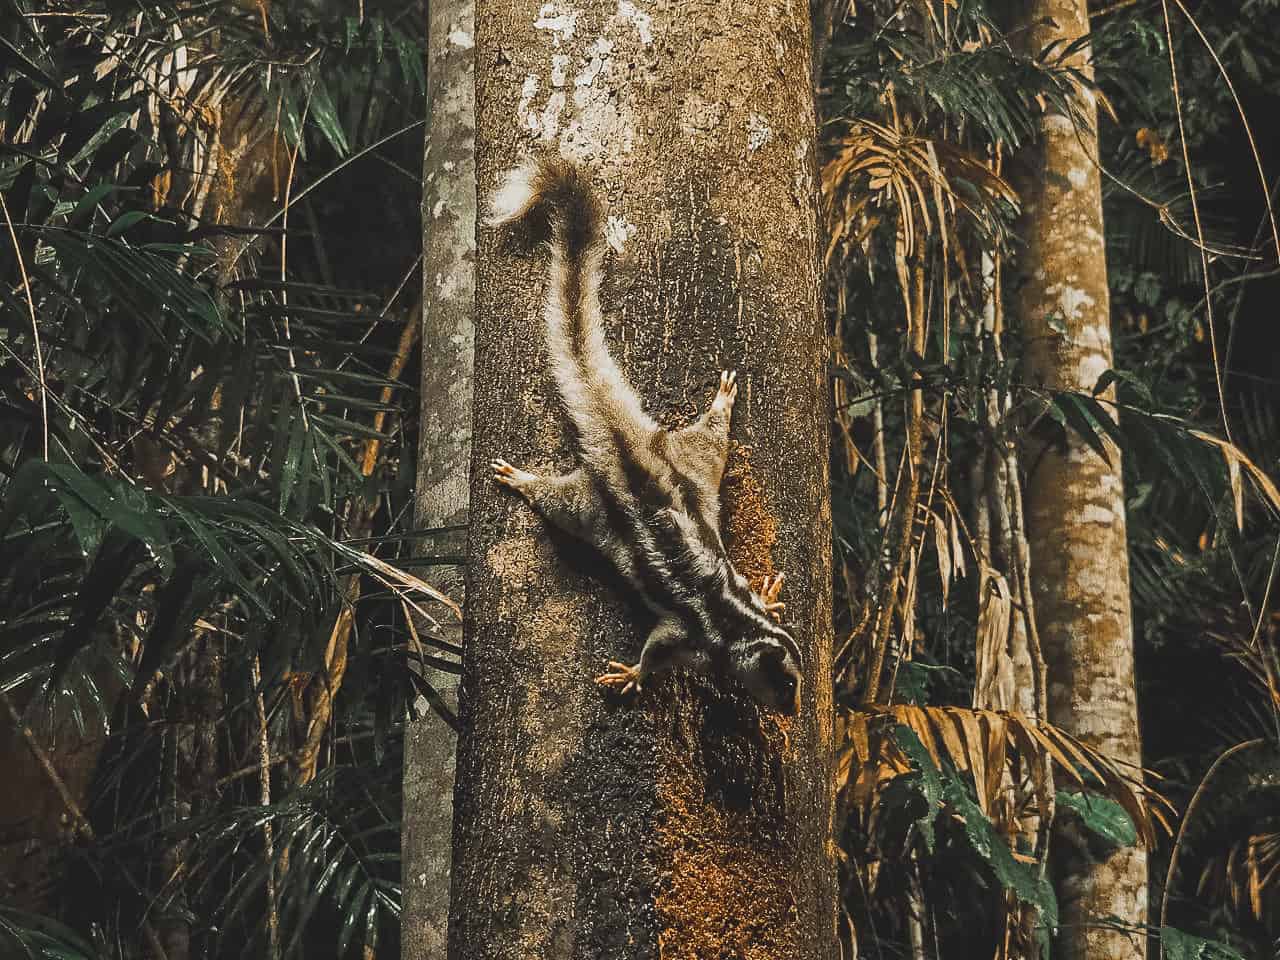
left=782, top=688, right=800, bottom=716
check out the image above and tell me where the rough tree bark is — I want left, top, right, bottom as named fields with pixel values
left=1008, top=4, right=1149, bottom=958
left=451, top=2, right=838, bottom=957
left=401, top=0, right=476, bottom=955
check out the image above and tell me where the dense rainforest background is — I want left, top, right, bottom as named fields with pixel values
left=1, top=0, right=1278, bottom=958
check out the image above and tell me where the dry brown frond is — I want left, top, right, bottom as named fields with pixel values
left=837, top=704, right=1171, bottom=847
left=973, top=567, right=1013, bottom=709
left=821, top=120, right=1019, bottom=268
left=1187, top=428, right=1280, bottom=524
left=1198, top=830, right=1280, bottom=927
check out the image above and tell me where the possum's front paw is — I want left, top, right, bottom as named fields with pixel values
left=491, top=458, right=539, bottom=491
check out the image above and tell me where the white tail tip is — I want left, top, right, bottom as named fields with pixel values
left=484, top=159, right=540, bottom=228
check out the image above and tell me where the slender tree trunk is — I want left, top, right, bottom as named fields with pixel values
left=401, top=0, right=476, bottom=955
left=452, top=3, right=837, bottom=957
left=1008, top=4, right=1148, bottom=957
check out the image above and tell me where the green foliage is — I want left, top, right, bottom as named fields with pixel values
left=1055, top=789, right=1138, bottom=850
left=181, top=764, right=403, bottom=960
left=1160, top=926, right=1248, bottom=960
left=1097, top=14, right=1280, bottom=941
left=886, top=724, right=944, bottom=853
left=886, top=725, right=1058, bottom=936
left=942, top=774, right=1057, bottom=959
left=823, top=4, right=1095, bottom=149
left=0, top=906, right=103, bottom=960
left=1, top=0, right=436, bottom=955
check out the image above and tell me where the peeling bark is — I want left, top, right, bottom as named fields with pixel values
left=1008, top=4, right=1149, bottom=957
left=401, top=0, right=476, bottom=956
left=452, top=2, right=837, bottom=957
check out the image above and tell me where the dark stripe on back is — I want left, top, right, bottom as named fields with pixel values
left=648, top=433, right=726, bottom=556
left=542, top=162, right=602, bottom=258
left=541, top=161, right=602, bottom=368
left=559, top=245, right=586, bottom=365
left=587, top=465, right=704, bottom=643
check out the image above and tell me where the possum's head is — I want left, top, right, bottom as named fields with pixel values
left=732, top=631, right=803, bottom=716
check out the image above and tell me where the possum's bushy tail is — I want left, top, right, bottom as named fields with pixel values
left=487, top=159, right=655, bottom=465
left=486, top=158, right=603, bottom=259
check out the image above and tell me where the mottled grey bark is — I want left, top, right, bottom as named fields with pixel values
left=401, top=0, right=475, bottom=956
left=1008, top=3, right=1148, bottom=957
left=452, top=2, right=838, bottom=958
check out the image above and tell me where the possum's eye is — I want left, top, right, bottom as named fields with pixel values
left=749, top=642, right=801, bottom=715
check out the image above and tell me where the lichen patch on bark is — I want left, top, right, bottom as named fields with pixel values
left=533, top=3, right=578, bottom=43
left=485, top=532, right=539, bottom=585
left=721, top=444, right=780, bottom=584
left=514, top=3, right=644, bottom=160
left=615, top=0, right=654, bottom=44
left=653, top=741, right=798, bottom=960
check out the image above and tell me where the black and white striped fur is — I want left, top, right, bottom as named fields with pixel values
left=486, top=158, right=803, bottom=715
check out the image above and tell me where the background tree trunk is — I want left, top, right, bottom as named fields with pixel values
left=1008, top=3, right=1149, bottom=957
left=401, top=0, right=476, bottom=955
left=452, top=2, right=838, bottom=957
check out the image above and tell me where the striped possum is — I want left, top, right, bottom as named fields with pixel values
left=485, top=158, right=803, bottom=715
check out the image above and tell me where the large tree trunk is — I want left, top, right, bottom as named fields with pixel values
left=451, top=3, right=838, bottom=957
left=401, top=0, right=476, bottom=955
left=1008, top=4, right=1148, bottom=957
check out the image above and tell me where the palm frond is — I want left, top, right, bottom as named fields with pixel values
left=839, top=704, right=1170, bottom=846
